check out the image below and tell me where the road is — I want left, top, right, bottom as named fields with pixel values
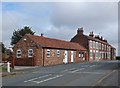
left=2, top=60, right=120, bottom=87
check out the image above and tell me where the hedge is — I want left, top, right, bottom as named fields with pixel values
left=116, top=56, right=120, bottom=60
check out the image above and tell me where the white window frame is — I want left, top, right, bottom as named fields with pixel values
left=93, top=41, right=95, bottom=48
left=47, top=49, right=50, bottom=57
left=82, top=52, right=84, bottom=58
left=79, top=52, right=81, bottom=58
left=96, top=42, right=98, bottom=49
left=57, top=50, right=60, bottom=57
left=99, top=43, right=101, bottom=50
left=16, top=49, right=22, bottom=58
left=89, top=40, right=92, bottom=48
left=90, top=50, right=92, bottom=59
left=28, top=49, right=33, bottom=57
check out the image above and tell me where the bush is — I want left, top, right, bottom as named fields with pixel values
left=116, top=56, right=120, bottom=60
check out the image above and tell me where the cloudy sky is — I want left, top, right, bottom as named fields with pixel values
left=1, top=1, right=119, bottom=55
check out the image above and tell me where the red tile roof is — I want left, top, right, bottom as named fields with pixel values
left=27, top=34, right=87, bottom=51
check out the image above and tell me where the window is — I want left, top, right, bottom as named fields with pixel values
left=99, top=43, right=101, bottom=50
left=79, top=52, right=81, bottom=58
left=95, top=50, right=99, bottom=59
left=104, top=45, right=106, bottom=51
left=57, top=50, right=60, bottom=57
left=28, top=49, right=33, bottom=57
left=82, top=52, right=84, bottom=58
left=102, top=44, right=104, bottom=50
left=89, top=50, right=92, bottom=58
left=47, top=49, right=50, bottom=57
left=16, top=50, right=21, bottom=58
left=96, top=42, right=98, bottom=49
left=89, top=40, right=92, bottom=48
left=93, top=41, right=95, bottom=48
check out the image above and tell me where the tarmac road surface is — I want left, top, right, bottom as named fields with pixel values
left=2, top=60, right=120, bottom=87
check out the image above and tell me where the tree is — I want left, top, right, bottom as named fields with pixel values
left=11, top=26, right=35, bottom=46
left=1, top=43, right=5, bottom=54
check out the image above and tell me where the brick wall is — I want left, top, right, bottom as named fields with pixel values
left=43, top=48, right=85, bottom=66
left=13, top=35, right=42, bottom=66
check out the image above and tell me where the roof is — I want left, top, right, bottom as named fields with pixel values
left=84, top=35, right=108, bottom=44
left=83, top=35, right=115, bottom=48
left=26, top=34, right=87, bottom=51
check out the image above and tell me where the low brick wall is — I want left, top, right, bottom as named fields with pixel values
left=15, top=57, right=33, bottom=66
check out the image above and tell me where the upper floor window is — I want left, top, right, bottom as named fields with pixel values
left=47, top=49, right=50, bottom=57
left=99, top=43, right=101, bottom=50
left=89, top=40, right=92, bottom=48
left=16, top=49, right=21, bottom=58
left=28, top=49, right=33, bottom=57
left=96, top=42, right=98, bottom=49
left=102, top=44, right=104, bottom=50
left=57, top=50, right=60, bottom=57
left=93, top=41, right=95, bottom=48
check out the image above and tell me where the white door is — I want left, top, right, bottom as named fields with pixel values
left=71, top=51, right=74, bottom=62
left=63, top=50, right=68, bottom=64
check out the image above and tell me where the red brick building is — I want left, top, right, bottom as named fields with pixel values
left=70, top=27, right=116, bottom=61
left=13, top=34, right=87, bottom=66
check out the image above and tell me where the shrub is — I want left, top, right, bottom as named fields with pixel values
left=116, top=56, right=120, bottom=60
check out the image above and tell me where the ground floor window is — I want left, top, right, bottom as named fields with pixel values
left=82, top=52, right=84, bottom=58
left=16, top=49, right=22, bottom=58
left=79, top=52, right=81, bottom=58
left=28, top=49, right=33, bottom=57
left=47, top=49, right=51, bottom=57
left=57, top=50, right=60, bottom=57
left=89, top=50, right=92, bottom=59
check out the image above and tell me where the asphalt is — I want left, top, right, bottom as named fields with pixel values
left=2, top=60, right=120, bottom=87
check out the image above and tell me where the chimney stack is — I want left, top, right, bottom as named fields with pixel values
left=89, top=31, right=94, bottom=37
left=95, top=35, right=100, bottom=39
left=77, top=27, right=84, bottom=35
left=101, top=36, right=103, bottom=40
left=41, top=33, right=44, bottom=37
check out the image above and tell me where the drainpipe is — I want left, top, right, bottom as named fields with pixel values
left=42, top=48, right=44, bottom=66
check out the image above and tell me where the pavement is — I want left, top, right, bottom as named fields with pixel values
left=2, top=60, right=120, bottom=87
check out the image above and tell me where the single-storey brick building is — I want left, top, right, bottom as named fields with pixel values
left=13, top=34, right=87, bottom=66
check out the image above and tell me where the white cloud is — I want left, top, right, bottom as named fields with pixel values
left=2, top=2, right=118, bottom=55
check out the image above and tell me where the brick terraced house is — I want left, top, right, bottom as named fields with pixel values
left=70, top=27, right=116, bottom=61
left=13, top=34, right=87, bottom=66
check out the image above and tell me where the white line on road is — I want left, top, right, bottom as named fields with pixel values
left=92, top=70, right=117, bottom=86
left=61, top=68, right=76, bottom=73
left=24, top=74, right=52, bottom=83
left=34, top=75, right=63, bottom=84
left=81, top=65, right=90, bottom=67
left=89, top=65, right=96, bottom=67
left=71, top=68, right=85, bottom=73
left=75, top=72, right=104, bottom=74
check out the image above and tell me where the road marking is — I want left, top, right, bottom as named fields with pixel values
left=75, top=72, right=104, bottom=74
left=81, top=65, right=90, bottom=67
left=92, top=70, right=116, bottom=86
left=24, top=74, right=51, bottom=83
left=89, top=65, right=96, bottom=67
left=61, top=68, right=76, bottom=73
left=34, top=75, right=63, bottom=84
left=71, top=68, right=85, bottom=73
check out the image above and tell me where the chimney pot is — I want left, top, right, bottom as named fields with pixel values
left=77, top=27, right=84, bottom=35
left=41, top=33, right=43, bottom=37
left=89, top=31, right=94, bottom=37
